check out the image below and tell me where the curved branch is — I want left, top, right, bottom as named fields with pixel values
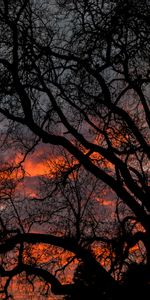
left=0, top=232, right=118, bottom=290
left=0, top=263, right=74, bottom=295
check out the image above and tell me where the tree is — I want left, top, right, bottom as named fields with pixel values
left=0, top=0, right=150, bottom=298
left=64, top=259, right=109, bottom=300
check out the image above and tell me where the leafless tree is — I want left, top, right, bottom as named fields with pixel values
left=0, top=0, right=150, bottom=298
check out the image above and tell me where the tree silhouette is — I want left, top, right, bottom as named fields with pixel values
left=64, top=257, right=116, bottom=300
left=0, top=0, right=150, bottom=298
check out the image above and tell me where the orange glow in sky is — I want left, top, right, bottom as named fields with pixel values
left=23, top=159, right=48, bottom=177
